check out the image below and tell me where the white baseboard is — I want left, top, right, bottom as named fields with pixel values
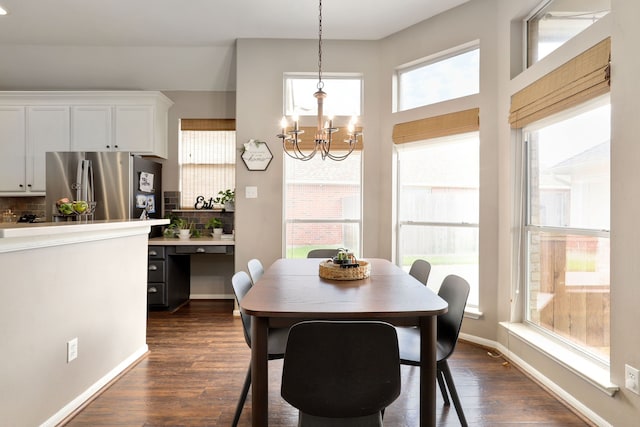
left=40, top=345, right=148, bottom=427
left=190, top=294, right=234, bottom=300
left=495, top=341, right=612, bottom=427
left=459, top=332, right=611, bottom=427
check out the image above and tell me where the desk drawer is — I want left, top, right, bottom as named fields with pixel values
left=147, top=283, right=167, bottom=306
left=148, top=260, right=165, bottom=282
left=148, top=246, right=165, bottom=259
left=174, top=245, right=232, bottom=254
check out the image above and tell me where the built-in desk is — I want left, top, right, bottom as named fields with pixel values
left=147, top=237, right=235, bottom=311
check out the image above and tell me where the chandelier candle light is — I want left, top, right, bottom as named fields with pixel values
left=277, top=0, right=362, bottom=161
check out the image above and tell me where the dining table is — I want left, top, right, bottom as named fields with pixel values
left=239, top=257, right=448, bottom=427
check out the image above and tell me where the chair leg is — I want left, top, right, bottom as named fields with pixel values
left=436, top=367, right=450, bottom=406
left=439, top=360, right=468, bottom=427
left=232, top=364, right=252, bottom=427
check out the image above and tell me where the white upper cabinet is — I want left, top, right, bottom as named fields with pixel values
left=0, top=107, right=27, bottom=193
left=71, top=106, right=113, bottom=152
left=114, top=105, right=155, bottom=153
left=27, top=106, right=71, bottom=192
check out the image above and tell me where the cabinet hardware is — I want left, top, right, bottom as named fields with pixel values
left=148, top=265, right=158, bottom=271
left=148, top=286, right=158, bottom=293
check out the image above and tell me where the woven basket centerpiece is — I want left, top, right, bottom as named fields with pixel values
left=318, top=259, right=370, bottom=281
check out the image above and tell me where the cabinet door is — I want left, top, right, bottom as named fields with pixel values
left=27, top=106, right=71, bottom=192
left=114, top=105, right=154, bottom=153
left=0, top=107, right=26, bottom=192
left=71, top=106, right=113, bottom=151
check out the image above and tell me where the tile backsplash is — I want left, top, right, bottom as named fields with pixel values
left=0, top=196, right=45, bottom=220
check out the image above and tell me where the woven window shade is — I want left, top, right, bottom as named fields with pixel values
left=392, top=108, right=479, bottom=145
left=509, top=37, right=610, bottom=129
left=181, top=118, right=236, bottom=131
left=289, top=127, right=364, bottom=151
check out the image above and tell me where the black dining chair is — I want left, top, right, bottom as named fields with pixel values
left=395, top=274, right=470, bottom=427
left=408, top=258, right=432, bottom=285
left=247, top=258, right=264, bottom=284
left=281, top=320, right=401, bottom=426
left=306, top=248, right=340, bottom=258
left=231, top=271, right=288, bottom=427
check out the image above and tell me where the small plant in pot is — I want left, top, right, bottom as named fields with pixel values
left=206, top=217, right=224, bottom=239
left=214, top=189, right=235, bottom=212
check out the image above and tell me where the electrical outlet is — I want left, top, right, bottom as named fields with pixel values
left=625, top=364, right=640, bottom=395
left=67, top=338, right=78, bottom=363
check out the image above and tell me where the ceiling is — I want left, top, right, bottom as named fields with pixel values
left=0, top=0, right=470, bottom=91
left=0, top=0, right=469, bottom=46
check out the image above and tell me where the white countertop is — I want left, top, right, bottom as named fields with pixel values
left=0, top=218, right=169, bottom=238
left=149, top=236, right=235, bottom=245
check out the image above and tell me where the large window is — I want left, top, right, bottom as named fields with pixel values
left=397, top=132, right=479, bottom=307
left=179, top=119, right=235, bottom=209
left=526, top=0, right=610, bottom=67
left=524, top=98, right=610, bottom=362
left=284, top=152, right=362, bottom=258
left=396, top=43, right=479, bottom=112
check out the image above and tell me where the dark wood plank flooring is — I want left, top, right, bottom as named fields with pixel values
left=63, top=300, right=592, bottom=426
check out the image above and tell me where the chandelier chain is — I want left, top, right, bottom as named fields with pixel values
left=317, top=0, right=323, bottom=89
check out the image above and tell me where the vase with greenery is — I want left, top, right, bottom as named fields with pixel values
left=214, top=189, right=235, bottom=212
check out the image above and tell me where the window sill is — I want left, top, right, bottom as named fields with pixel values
left=464, top=307, right=483, bottom=319
left=499, top=322, right=618, bottom=396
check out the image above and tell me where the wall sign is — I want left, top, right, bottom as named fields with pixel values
left=241, top=139, right=273, bottom=171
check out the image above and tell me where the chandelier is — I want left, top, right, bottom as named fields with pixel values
left=277, top=0, right=362, bottom=161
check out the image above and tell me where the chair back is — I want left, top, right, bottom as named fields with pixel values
left=231, top=271, right=253, bottom=347
left=408, top=259, right=431, bottom=285
left=247, top=258, right=264, bottom=284
left=281, top=320, right=401, bottom=419
left=306, top=248, right=339, bottom=258
left=437, top=274, right=470, bottom=361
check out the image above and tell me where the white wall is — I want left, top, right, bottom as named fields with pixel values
left=235, top=39, right=383, bottom=273
left=0, top=230, right=149, bottom=426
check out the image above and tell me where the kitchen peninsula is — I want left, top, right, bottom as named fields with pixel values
left=0, top=218, right=167, bottom=427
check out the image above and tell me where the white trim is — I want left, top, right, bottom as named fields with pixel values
left=463, top=307, right=483, bottom=320
left=460, top=331, right=613, bottom=426
left=500, top=322, right=618, bottom=396
left=190, top=293, right=234, bottom=300
left=40, top=344, right=148, bottom=427
left=496, top=339, right=614, bottom=427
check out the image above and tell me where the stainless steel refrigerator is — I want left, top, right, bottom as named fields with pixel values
left=45, top=152, right=163, bottom=231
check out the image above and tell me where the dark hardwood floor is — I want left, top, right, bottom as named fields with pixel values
left=63, top=300, right=592, bottom=426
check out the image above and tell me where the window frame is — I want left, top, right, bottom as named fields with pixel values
left=283, top=150, right=364, bottom=259
left=395, top=131, right=480, bottom=309
left=521, top=96, right=611, bottom=366
left=283, top=73, right=363, bottom=118
left=394, top=41, right=480, bottom=112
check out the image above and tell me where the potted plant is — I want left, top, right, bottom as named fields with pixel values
left=214, top=189, right=235, bottom=212
left=206, top=217, right=224, bottom=239
left=165, top=215, right=192, bottom=239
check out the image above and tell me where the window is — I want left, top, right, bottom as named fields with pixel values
left=179, top=119, right=236, bottom=209
left=284, top=75, right=362, bottom=117
left=284, top=152, right=362, bottom=258
left=396, top=132, right=479, bottom=308
left=396, top=44, right=479, bottom=112
left=526, top=0, right=610, bottom=67
left=524, top=98, right=610, bottom=362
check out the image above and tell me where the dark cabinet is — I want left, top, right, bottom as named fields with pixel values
left=147, top=245, right=190, bottom=311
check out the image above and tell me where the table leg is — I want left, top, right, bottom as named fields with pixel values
left=420, top=315, right=437, bottom=427
left=251, top=316, right=269, bottom=427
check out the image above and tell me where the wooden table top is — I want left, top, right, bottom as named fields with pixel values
left=241, top=258, right=447, bottom=319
